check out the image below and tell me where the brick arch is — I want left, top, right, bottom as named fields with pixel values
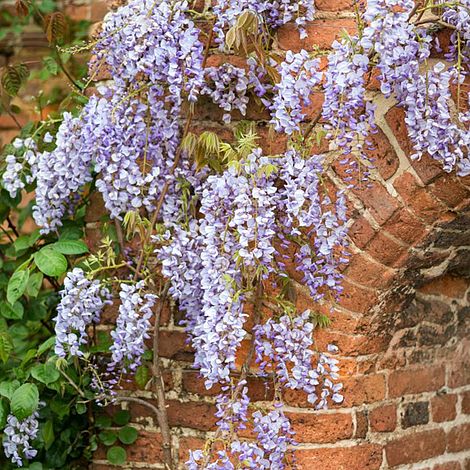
left=306, top=98, right=470, bottom=468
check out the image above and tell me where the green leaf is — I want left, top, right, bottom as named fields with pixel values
left=31, top=363, right=60, bottom=384
left=51, top=240, right=89, bottom=255
left=43, top=56, right=59, bottom=75
left=13, top=235, right=31, bottom=253
left=113, top=409, right=131, bottom=426
left=135, top=365, right=149, bottom=389
left=0, top=332, right=13, bottom=363
left=95, top=414, right=112, bottom=428
left=20, top=349, right=37, bottom=368
left=99, top=430, right=117, bottom=446
left=0, top=398, right=8, bottom=428
left=107, top=446, right=127, bottom=465
left=26, top=272, right=43, bottom=298
left=0, top=380, right=20, bottom=400
left=29, top=461, right=43, bottom=470
left=34, top=247, right=67, bottom=277
left=42, top=420, right=54, bottom=449
left=50, top=399, right=69, bottom=418
left=37, top=336, right=55, bottom=356
left=28, top=230, right=41, bottom=247
left=75, top=403, right=87, bottom=415
left=7, top=269, right=30, bottom=305
left=118, top=426, right=138, bottom=445
left=0, top=300, right=24, bottom=319
left=11, top=383, right=39, bottom=420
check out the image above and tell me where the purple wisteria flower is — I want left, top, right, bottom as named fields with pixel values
left=270, top=50, right=322, bottom=134
left=92, top=0, right=204, bottom=106
left=212, top=0, right=315, bottom=46
left=108, top=282, right=156, bottom=375
left=255, top=311, right=343, bottom=407
left=33, top=96, right=107, bottom=233
left=54, top=268, right=112, bottom=358
left=3, top=412, right=39, bottom=467
left=202, top=64, right=250, bottom=123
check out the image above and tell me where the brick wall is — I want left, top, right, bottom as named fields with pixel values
left=2, top=1, right=470, bottom=469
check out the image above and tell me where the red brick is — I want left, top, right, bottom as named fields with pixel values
left=462, top=391, right=470, bottom=414
left=345, top=254, right=395, bottom=289
left=389, top=365, right=446, bottom=398
left=277, top=19, right=357, bottom=51
left=366, top=128, right=400, bottom=180
left=433, top=463, right=462, bottom=470
left=352, top=182, right=401, bottom=225
left=430, top=174, right=470, bottom=208
left=315, top=329, right=387, bottom=357
left=394, top=172, right=447, bottom=224
left=316, top=0, right=353, bottom=11
left=385, top=106, right=413, bottom=157
left=419, top=275, right=469, bottom=299
left=447, top=423, right=470, bottom=453
left=431, top=394, right=457, bottom=423
left=348, top=216, right=376, bottom=249
left=383, top=208, right=428, bottom=245
left=91, top=1, right=110, bottom=21
left=128, top=432, right=163, bottom=463
left=355, top=410, right=369, bottom=438
left=410, top=152, right=446, bottom=185
left=288, top=412, right=353, bottom=443
left=182, top=371, right=274, bottom=401
left=167, top=401, right=218, bottom=431
left=329, top=310, right=362, bottom=335
left=337, top=280, right=379, bottom=313
left=341, top=374, right=387, bottom=407
left=369, top=404, right=397, bottom=432
left=385, top=429, right=447, bottom=467
left=296, top=444, right=383, bottom=470
left=448, top=348, right=470, bottom=388
left=158, top=330, right=193, bottom=361
left=366, top=231, right=409, bottom=267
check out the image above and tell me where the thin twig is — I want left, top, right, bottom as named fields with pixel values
left=113, top=395, right=162, bottom=418
left=114, top=219, right=126, bottom=258
left=6, top=216, right=19, bottom=237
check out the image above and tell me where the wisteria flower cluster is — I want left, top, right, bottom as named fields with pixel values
left=108, top=282, right=156, bottom=374
left=270, top=50, right=322, bottom=134
left=54, top=268, right=112, bottom=358
left=2, top=412, right=39, bottom=467
left=255, top=311, right=343, bottom=406
left=202, top=64, right=250, bottom=123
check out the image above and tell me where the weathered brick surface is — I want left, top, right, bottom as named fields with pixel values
left=385, top=429, right=447, bottom=467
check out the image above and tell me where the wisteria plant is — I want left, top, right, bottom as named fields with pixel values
left=0, top=0, right=469, bottom=468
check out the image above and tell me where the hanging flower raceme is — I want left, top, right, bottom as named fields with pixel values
left=91, top=0, right=204, bottom=107
left=33, top=96, right=109, bottom=234
left=255, top=311, right=343, bottom=406
left=108, top=282, right=157, bottom=375
left=2, top=412, right=39, bottom=467
left=270, top=50, right=322, bottom=134
left=92, top=85, right=181, bottom=219
left=202, top=64, right=250, bottom=123
left=1, top=137, right=39, bottom=198
left=54, top=268, right=112, bottom=358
